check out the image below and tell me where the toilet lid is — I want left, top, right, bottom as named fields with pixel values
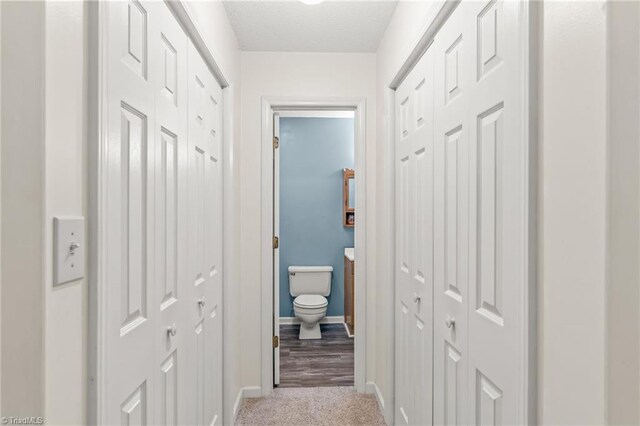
left=293, top=295, right=328, bottom=308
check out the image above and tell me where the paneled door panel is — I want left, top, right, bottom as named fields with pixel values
left=187, top=40, right=223, bottom=426
left=395, top=46, right=435, bottom=426
left=151, top=3, right=188, bottom=425
left=105, top=1, right=156, bottom=423
left=433, top=5, right=472, bottom=425
left=467, top=1, right=524, bottom=423
left=103, top=2, right=224, bottom=425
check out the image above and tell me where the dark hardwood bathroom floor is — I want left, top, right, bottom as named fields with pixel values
left=279, top=323, right=354, bottom=388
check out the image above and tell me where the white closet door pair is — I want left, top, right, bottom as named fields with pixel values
left=103, top=1, right=223, bottom=424
left=395, top=1, right=529, bottom=425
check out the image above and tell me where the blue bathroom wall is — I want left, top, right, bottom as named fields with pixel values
left=279, top=117, right=355, bottom=318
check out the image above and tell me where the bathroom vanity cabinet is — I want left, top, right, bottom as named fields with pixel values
left=344, top=248, right=355, bottom=336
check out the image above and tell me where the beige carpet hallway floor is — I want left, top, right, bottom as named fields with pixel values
left=235, top=386, right=386, bottom=425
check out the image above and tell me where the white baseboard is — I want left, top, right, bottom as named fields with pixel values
left=242, top=386, right=262, bottom=398
left=231, top=388, right=243, bottom=424
left=366, top=381, right=391, bottom=425
left=279, top=315, right=344, bottom=325
left=366, top=381, right=384, bottom=408
left=231, top=385, right=263, bottom=424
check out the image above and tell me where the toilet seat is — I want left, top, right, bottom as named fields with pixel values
left=293, top=294, right=328, bottom=308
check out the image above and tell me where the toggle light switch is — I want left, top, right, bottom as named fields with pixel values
left=53, top=216, right=85, bottom=286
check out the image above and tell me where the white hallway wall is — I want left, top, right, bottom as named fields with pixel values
left=238, top=51, right=377, bottom=391
left=539, top=1, right=607, bottom=423
left=0, top=1, right=2, bottom=414
left=607, top=1, right=640, bottom=424
left=1, top=1, right=45, bottom=418
left=43, top=2, right=86, bottom=423
left=1, top=1, right=242, bottom=424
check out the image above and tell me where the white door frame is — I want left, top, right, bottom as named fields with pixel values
left=87, top=1, right=234, bottom=423
left=387, top=0, right=537, bottom=423
left=271, top=109, right=356, bottom=386
left=261, top=97, right=367, bottom=395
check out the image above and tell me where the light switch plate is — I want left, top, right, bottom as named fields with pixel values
left=54, top=216, right=84, bottom=286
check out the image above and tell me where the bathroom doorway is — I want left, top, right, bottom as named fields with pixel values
left=275, top=110, right=356, bottom=387
left=260, top=98, right=368, bottom=395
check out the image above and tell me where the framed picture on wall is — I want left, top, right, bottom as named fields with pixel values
left=346, top=211, right=355, bottom=226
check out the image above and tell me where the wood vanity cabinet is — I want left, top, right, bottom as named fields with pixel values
left=344, top=255, right=355, bottom=336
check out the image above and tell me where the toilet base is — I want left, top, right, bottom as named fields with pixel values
left=298, top=322, right=322, bottom=340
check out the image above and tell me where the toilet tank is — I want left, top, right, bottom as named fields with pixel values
left=288, top=266, right=333, bottom=296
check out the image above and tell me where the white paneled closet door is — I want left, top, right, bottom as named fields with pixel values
left=103, top=1, right=223, bottom=424
left=395, top=1, right=528, bottom=425
left=152, top=4, right=189, bottom=426
left=394, top=45, right=435, bottom=426
left=186, top=40, right=224, bottom=426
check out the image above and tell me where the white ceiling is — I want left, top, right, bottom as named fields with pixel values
left=222, top=0, right=399, bottom=53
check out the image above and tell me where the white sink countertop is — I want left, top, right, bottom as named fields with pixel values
left=344, top=247, right=355, bottom=262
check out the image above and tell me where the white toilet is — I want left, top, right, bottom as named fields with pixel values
left=289, top=266, right=333, bottom=340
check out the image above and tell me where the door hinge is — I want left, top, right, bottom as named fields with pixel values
left=273, top=335, right=279, bottom=348
left=273, top=236, right=279, bottom=249
left=273, top=136, right=279, bottom=149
